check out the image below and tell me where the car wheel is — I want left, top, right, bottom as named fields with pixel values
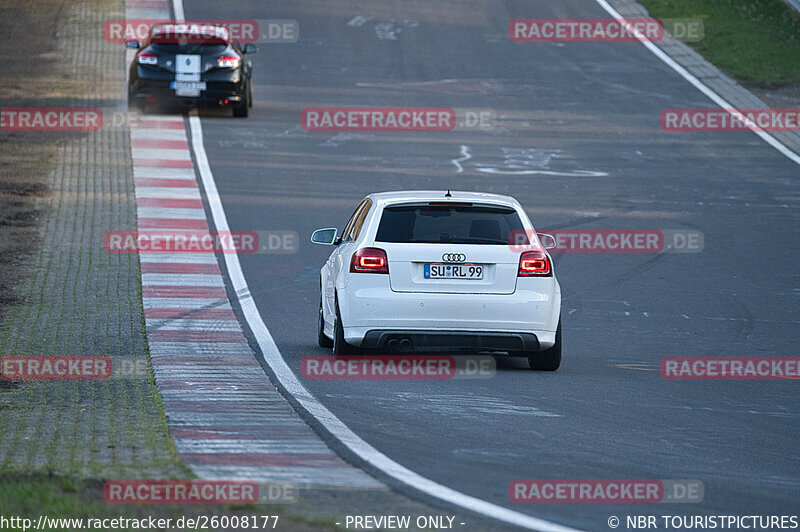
left=248, top=81, right=253, bottom=108
left=233, top=82, right=249, bottom=117
left=528, top=318, right=561, bottom=371
left=332, top=301, right=359, bottom=356
left=317, top=299, right=333, bottom=348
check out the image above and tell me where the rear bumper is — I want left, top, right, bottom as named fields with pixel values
left=338, top=276, right=560, bottom=350
left=359, top=330, right=541, bottom=353
left=129, top=74, right=246, bottom=108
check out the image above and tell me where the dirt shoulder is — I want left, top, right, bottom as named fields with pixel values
left=746, top=83, right=800, bottom=109
left=0, top=0, right=189, bottom=483
left=0, top=0, right=70, bottom=319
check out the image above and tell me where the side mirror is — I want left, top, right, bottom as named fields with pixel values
left=125, top=40, right=140, bottom=49
left=242, top=43, right=258, bottom=54
left=311, top=228, right=338, bottom=245
left=538, top=233, right=557, bottom=250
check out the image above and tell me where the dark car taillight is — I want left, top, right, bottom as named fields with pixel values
left=217, top=55, right=241, bottom=69
left=350, top=248, right=389, bottom=274
left=137, top=51, right=158, bottom=65
left=518, top=250, right=552, bottom=277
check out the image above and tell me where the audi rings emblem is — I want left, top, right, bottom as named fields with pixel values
left=442, top=253, right=466, bottom=263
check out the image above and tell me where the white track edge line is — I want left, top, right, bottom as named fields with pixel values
left=187, top=119, right=580, bottom=532
left=593, top=0, right=800, bottom=166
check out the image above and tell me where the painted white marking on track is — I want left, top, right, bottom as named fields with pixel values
left=346, top=16, right=372, bottom=27
left=133, top=167, right=196, bottom=179
left=141, top=273, right=225, bottom=287
left=451, top=145, right=471, bottom=173
left=374, top=22, right=400, bottom=40
left=131, top=148, right=192, bottom=160
left=474, top=147, right=609, bottom=177
left=135, top=187, right=200, bottom=199
left=142, top=298, right=229, bottom=310
left=136, top=207, right=207, bottom=220
left=130, top=129, right=188, bottom=141
left=477, top=168, right=608, bottom=177
left=171, top=0, right=184, bottom=20
left=139, top=254, right=218, bottom=264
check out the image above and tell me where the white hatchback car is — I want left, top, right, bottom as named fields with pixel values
left=311, top=191, right=562, bottom=370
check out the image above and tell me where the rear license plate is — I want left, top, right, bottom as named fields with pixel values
left=170, top=81, right=207, bottom=92
left=424, top=264, right=483, bottom=279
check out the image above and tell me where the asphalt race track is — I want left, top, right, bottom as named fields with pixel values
left=182, top=1, right=799, bottom=529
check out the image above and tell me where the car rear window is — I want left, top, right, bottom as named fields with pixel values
left=150, top=43, right=228, bottom=55
left=375, top=204, right=524, bottom=244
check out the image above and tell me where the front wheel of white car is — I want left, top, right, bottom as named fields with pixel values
left=317, top=299, right=333, bottom=348
left=528, top=318, right=561, bottom=371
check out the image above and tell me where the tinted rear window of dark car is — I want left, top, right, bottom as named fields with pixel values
left=150, top=43, right=228, bottom=55
left=375, top=205, right=524, bottom=244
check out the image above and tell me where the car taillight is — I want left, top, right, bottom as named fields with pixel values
left=217, top=55, right=241, bottom=69
left=137, top=52, right=158, bottom=65
left=518, top=250, right=551, bottom=277
left=350, top=248, right=389, bottom=274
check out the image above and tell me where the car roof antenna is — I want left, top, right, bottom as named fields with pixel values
left=445, top=189, right=452, bottom=197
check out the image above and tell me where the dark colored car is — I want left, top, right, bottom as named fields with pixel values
left=127, top=23, right=256, bottom=117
